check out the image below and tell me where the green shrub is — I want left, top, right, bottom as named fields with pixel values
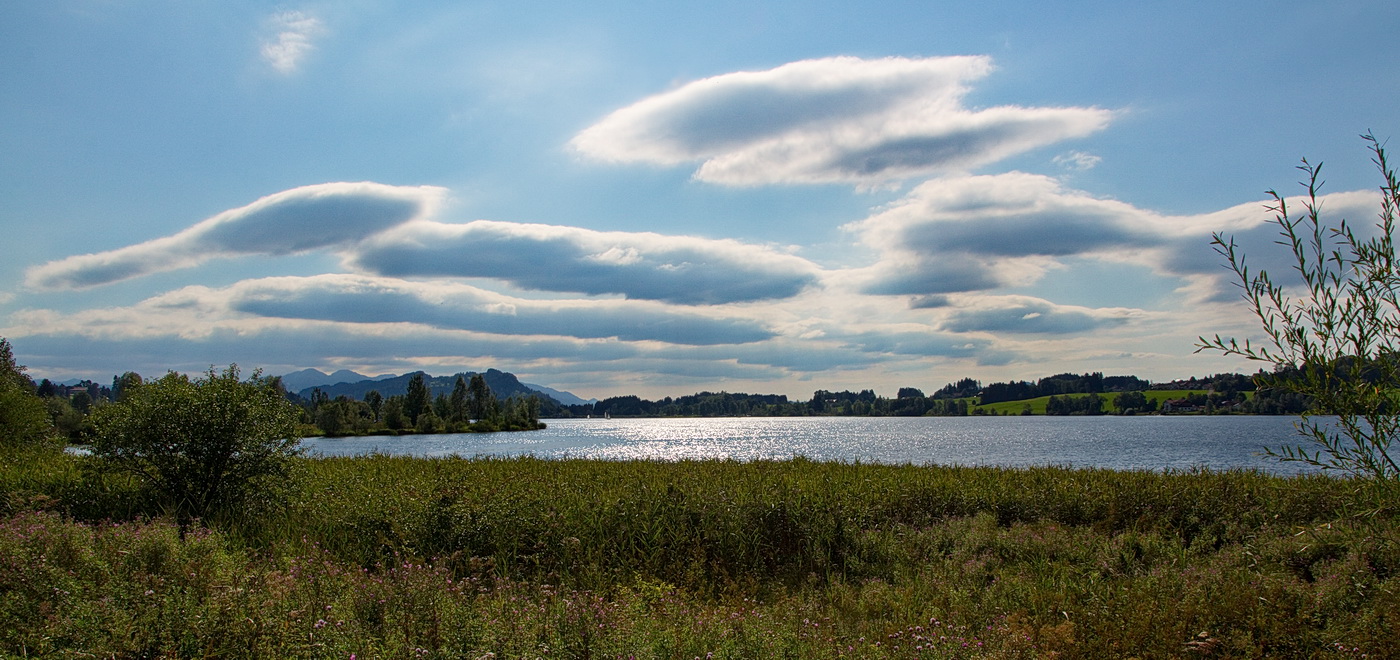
left=0, top=338, right=54, bottom=448
left=1200, top=133, right=1400, bottom=495
left=88, top=364, right=302, bottom=524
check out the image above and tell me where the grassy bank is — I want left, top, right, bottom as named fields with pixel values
left=2, top=446, right=1396, bottom=657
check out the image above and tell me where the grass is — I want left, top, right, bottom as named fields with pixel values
left=970, top=390, right=1240, bottom=415
left=2, top=445, right=1397, bottom=658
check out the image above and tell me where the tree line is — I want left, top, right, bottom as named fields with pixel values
left=557, top=370, right=1303, bottom=418
left=6, top=331, right=1309, bottom=439
left=13, top=358, right=543, bottom=441
left=304, top=371, right=544, bottom=436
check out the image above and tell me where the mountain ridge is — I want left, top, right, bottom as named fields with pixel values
left=279, top=368, right=395, bottom=393
left=289, top=369, right=589, bottom=411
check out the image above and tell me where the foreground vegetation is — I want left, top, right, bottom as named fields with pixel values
left=2, top=444, right=1396, bottom=658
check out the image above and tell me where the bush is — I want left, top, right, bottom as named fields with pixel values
left=1199, top=133, right=1400, bottom=493
left=88, top=365, right=302, bottom=524
left=0, top=338, right=54, bottom=448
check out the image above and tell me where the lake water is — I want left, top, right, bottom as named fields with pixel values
left=300, top=415, right=1328, bottom=475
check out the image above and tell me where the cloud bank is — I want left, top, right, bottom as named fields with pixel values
left=25, top=181, right=819, bottom=307
left=847, top=171, right=1387, bottom=308
left=223, top=274, right=775, bottom=345
left=350, top=220, right=819, bottom=304
left=849, top=172, right=1158, bottom=295
left=571, top=56, right=1112, bottom=186
left=25, top=182, right=445, bottom=290
left=939, top=296, right=1139, bottom=335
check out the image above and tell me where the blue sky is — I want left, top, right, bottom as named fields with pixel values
left=3, top=1, right=1398, bottom=399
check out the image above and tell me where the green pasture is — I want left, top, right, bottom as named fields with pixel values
left=968, top=389, right=1249, bottom=415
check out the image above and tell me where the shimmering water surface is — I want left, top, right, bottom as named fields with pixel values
left=301, top=415, right=1326, bottom=474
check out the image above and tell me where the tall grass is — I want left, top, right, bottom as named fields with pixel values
left=3, top=448, right=1396, bottom=657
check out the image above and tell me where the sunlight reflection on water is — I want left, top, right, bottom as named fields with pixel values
left=301, top=415, right=1326, bottom=474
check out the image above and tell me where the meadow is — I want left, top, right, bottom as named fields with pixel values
left=969, top=390, right=1227, bottom=416
left=2, top=444, right=1396, bottom=658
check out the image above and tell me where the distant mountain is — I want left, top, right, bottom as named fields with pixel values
left=296, top=369, right=562, bottom=408
left=523, top=383, right=594, bottom=406
left=279, top=368, right=391, bottom=393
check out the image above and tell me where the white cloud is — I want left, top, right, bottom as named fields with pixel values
left=937, top=295, right=1141, bottom=335
left=9, top=272, right=776, bottom=358
left=24, top=178, right=820, bottom=307
left=571, top=56, right=1112, bottom=187
left=349, top=219, right=821, bottom=304
left=261, top=10, right=324, bottom=74
left=25, top=183, right=445, bottom=290
left=846, top=172, right=1158, bottom=295
left=222, top=274, right=775, bottom=345
left=1155, top=190, right=1382, bottom=280
left=845, top=170, right=1386, bottom=309
left=1053, top=150, right=1102, bottom=171
left=1, top=284, right=891, bottom=386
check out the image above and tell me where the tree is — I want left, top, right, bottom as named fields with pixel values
left=1198, top=133, right=1400, bottom=487
left=89, top=365, right=302, bottom=523
left=467, top=373, right=495, bottom=421
left=112, top=371, right=143, bottom=402
left=0, top=338, right=53, bottom=447
left=449, top=376, right=469, bottom=424
left=1113, top=391, right=1151, bottom=415
left=432, top=392, right=451, bottom=422
left=383, top=395, right=407, bottom=430
left=405, top=372, right=430, bottom=425
left=415, top=408, right=445, bottom=434
left=44, top=396, right=89, bottom=441
left=70, top=390, right=92, bottom=414
left=314, top=396, right=367, bottom=437
left=364, top=390, right=383, bottom=422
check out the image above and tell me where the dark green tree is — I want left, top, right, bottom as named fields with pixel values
left=70, top=390, right=92, bottom=414
left=383, top=395, right=407, bottom=430
left=112, top=371, right=143, bottom=402
left=467, top=373, right=495, bottom=421
left=1113, top=391, right=1151, bottom=414
left=416, top=408, right=445, bottom=433
left=364, top=390, right=383, bottom=422
left=309, top=388, right=329, bottom=413
left=449, top=375, right=469, bottom=424
left=432, top=392, right=451, bottom=422
left=88, top=364, right=302, bottom=523
left=0, top=338, right=53, bottom=447
left=405, top=372, right=430, bottom=425
left=44, top=396, right=89, bottom=441
left=315, top=397, right=350, bottom=436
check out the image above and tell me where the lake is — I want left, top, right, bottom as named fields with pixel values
left=300, top=415, right=1329, bottom=474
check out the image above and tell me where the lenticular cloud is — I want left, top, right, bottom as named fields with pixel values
left=571, top=56, right=1112, bottom=187
left=349, top=220, right=820, bottom=305
left=25, top=182, right=445, bottom=290
left=223, top=275, right=777, bottom=345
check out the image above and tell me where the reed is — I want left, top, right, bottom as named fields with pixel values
left=2, top=448, right=1395, bottom=657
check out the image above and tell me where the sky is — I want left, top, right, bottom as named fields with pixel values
left=3, top=1, right=1399, bottom=400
